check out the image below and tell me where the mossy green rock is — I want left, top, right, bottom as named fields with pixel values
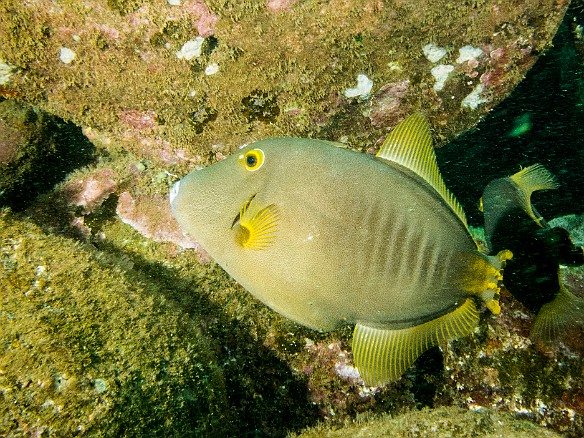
left=0, top=210, right=230, bottom=436
left=293, top=406, right=562, bottom=438
left=0, top=99, right=94, bottom=211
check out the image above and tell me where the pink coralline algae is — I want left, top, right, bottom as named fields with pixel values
left=480, top=43, right=536, bottom=92
left=369, top=81, right=412, bottom=129
left=82, top=126, right=198, bottom=166
left=267, top=0, right=299, bottom=13
left=127, top=138, right=194, bottom=165
left=297, top=338, right=390, bottom=420
left=116, top=191, right=207, bottom=258
left=118, top=109, right=158, bottom=131
left=302, top=340, right=359, bottom=382
left=61, top=168, right=118, bottom=214
left=185, top=1, right=219, bottom=37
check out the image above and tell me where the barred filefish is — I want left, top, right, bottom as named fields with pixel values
left=171, top=114, right=510, bottom=386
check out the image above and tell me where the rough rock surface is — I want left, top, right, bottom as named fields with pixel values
left=0, top=0, right=570, bottom=168
left=0, top=211, right=231, bottom=436
left=0, top=99, right=94, bottom=211
left=293, top=406, right=563, bottom=437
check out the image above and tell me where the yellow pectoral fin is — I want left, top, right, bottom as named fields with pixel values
left=233, top=197, right=279, bottom=250
left=352, top=299, right=479, bottom=386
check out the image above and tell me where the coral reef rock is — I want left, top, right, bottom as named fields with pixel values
left=0, top=99, right=95, bottom=211
left=292, top=406, right=562, bottom=438
left=0, top=0, right=570, bottom=164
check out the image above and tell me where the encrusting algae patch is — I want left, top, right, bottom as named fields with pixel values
left=291, top=405, right=563, bottom=438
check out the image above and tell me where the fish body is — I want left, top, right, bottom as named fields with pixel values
left=171, top=114, right=507, bottom=385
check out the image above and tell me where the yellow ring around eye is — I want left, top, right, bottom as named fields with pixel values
left=242, top=148, right=265, bottom=171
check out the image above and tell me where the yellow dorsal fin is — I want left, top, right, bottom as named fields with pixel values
left=233, top=197, right=279, bottom=250
left=376, top=114, right=468, bottom=230
left=509, top=164, right=559, bottom=227
left=530, top=283, right=584, bottom=347
left=352, top=298, right=479, bottom=386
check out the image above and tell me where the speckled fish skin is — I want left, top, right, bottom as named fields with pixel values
left=170, top=137, right=486, bottom=332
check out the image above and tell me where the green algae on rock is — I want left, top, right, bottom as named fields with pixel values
left=437, top=284, right=584, bottom=436
left=0, top=210, right=231, bottom=436
left=292, top=406, right=562, bottom=438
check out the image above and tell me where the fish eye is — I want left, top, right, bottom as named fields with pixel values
left=242, top=148, right=265, bottom=171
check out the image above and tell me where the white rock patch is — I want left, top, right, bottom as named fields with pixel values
left=423, top=43, right=447, bottom=63
left=176, top=37, right=205, bottom=60
left=0, top=60, right=13, bottom=84
left=59, top=47, right=76, bottom=64
left=456, top=45, right=483, bottom=64
left=431, top=64, right=454, bottom=91
left=344, top=74, right=373, bottom=99
left=462, top=84, right=487, bottom=109
left=205, top=63, right=219, bottom=75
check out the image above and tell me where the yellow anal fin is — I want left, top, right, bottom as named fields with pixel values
left=376, top=114, right=469, bottom=232
left=352, top=298, right=479, bottom=386
left=509, top=164, right=559, bottom=227
left=530, top=283, right=584, bottom=347
left=233, top=196, right=279, bottom=250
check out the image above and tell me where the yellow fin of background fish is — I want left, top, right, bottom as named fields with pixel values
left=233, top=196, right=279, bottom=250
left=530, top=282, right=584, bottom=347
left=376, top=114, right=469, bottom=232
left=509, top=164, right=560, bottom=227
left=352, top=298, right=479, bottom=386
